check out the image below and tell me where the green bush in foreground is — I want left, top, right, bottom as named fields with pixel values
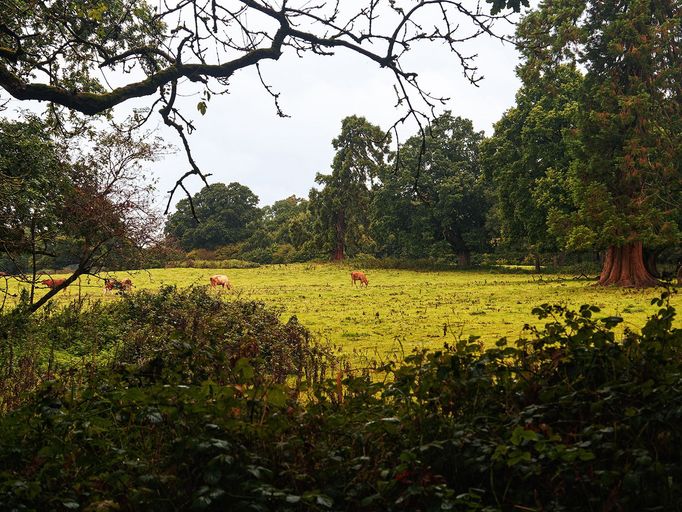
left=0, top=290, right=680, bottom=511
left=0, top=287, right=336, bottom=413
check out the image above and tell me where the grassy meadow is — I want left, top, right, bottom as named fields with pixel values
left=6, top=263, right=679, bottom=365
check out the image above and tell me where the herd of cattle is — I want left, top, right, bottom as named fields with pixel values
left=0, top=271, right=370, bottom=294
left=103, top=278, right=133, bottom=293
left=36, top=277, right=133, bottom=293
left=207, top=271, right=370, bottom=290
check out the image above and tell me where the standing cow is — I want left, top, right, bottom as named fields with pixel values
left=351, top=271, right=369, bottom=287
left=41, top=278, right=67, bottom=289
left=210, top=274, right=231, bottom=289
left=103, top=278, right=118, bottom=294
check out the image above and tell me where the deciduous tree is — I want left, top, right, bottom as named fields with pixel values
left=261, top=195, right=312, bottom=249
left=0, top=120, right=163, bottom=311
left=375, top=113, right=486, bottom=266
left=481, top=64, right=581, bottom=270
left=0, top=117, right=70, bottom=302
left=165, top=182, right=261, bottom=250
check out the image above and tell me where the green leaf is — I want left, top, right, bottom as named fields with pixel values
left=266, top=386, right=287, bottom=407
left=601, top=316, right=623, bottom=328
left=203, top=467, right=221, bottom=485
left=316, top=494, right=334, bottom=508
left=234, top=358, right=255, bottom=380
left=510, top=426, right=539, bottom=446
left=507, top=450, right=532, bottom=466
left=578, top=449, right=596, bottom=461
left=191, top=496, right=212, bottom=509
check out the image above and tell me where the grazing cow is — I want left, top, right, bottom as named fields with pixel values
left=103, top=278, right=118, bottom=294
left=351, top=271, right=369, bottom=287
left=41, top=278, right=67, bottom=289
left=104, top=278, right=133, bottom=293
left=210, top=274, right=231, bottom=289
left=104, top=278, right=133, bottom=294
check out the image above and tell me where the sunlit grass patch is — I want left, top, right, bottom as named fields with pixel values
left=3, top=263, right=679, bottom=364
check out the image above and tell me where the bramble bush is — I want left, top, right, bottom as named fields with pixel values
left=0, top=289, right=680, bottom=511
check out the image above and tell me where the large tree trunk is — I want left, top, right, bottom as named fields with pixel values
left=443, top=228, right=471, bottom=268
left=598, top=241, right=659, bottom=287
left=333, top=210, right=345, bottom=261
left=457, top=250, right=471, bottom=267
left=643, top=247, right=660, bottom=277
left=333, top=244, right=344, bottom=261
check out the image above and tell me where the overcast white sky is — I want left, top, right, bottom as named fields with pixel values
left=132, top=8, right=529, bottom=211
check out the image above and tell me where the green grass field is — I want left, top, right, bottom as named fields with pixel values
left=6, top=263, right=679, bottom=364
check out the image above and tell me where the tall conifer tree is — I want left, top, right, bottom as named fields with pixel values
left=310, top=116, right=389, bottom=260
left=518, top=0, right=681, bottom=286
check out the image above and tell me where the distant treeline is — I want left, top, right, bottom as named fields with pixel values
left=2, top=0, right=680, bottom=288
left=161, top=110, right=679, bottom=275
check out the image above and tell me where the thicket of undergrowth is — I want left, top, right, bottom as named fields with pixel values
left=0, top=287, right=337, bottom=413
left=0, top=288, right=680, bottom=511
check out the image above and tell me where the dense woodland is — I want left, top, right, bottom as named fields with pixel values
left=0, top=0, right=681, bottom=510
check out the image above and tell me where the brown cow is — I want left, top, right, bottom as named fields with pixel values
left=351, top=271, right=369, bottom=287
left=103, top=278, right=118, bottom=294
left=41, top=278, right=67, bottom=289
left=104, top=278, right=133, bottom=294
left=210, top=274, right=231, bottom=289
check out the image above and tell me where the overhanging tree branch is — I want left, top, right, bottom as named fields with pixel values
left=0, top=0, right=527, bottom=203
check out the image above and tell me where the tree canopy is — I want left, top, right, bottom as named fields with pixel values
left=310, top=116, right=389, bottom=260
left=374, top=113, right=486, bottom=266
left=0, top=118, right=162, bottom=310
left=481, top=64, right=582, bottom=267
left=165, top=182, right=261, bottom=251
left=261, top=196, right=311, bottom=250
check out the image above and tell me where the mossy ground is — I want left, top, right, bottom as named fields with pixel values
left=5, top=263, right=679, bottom=364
